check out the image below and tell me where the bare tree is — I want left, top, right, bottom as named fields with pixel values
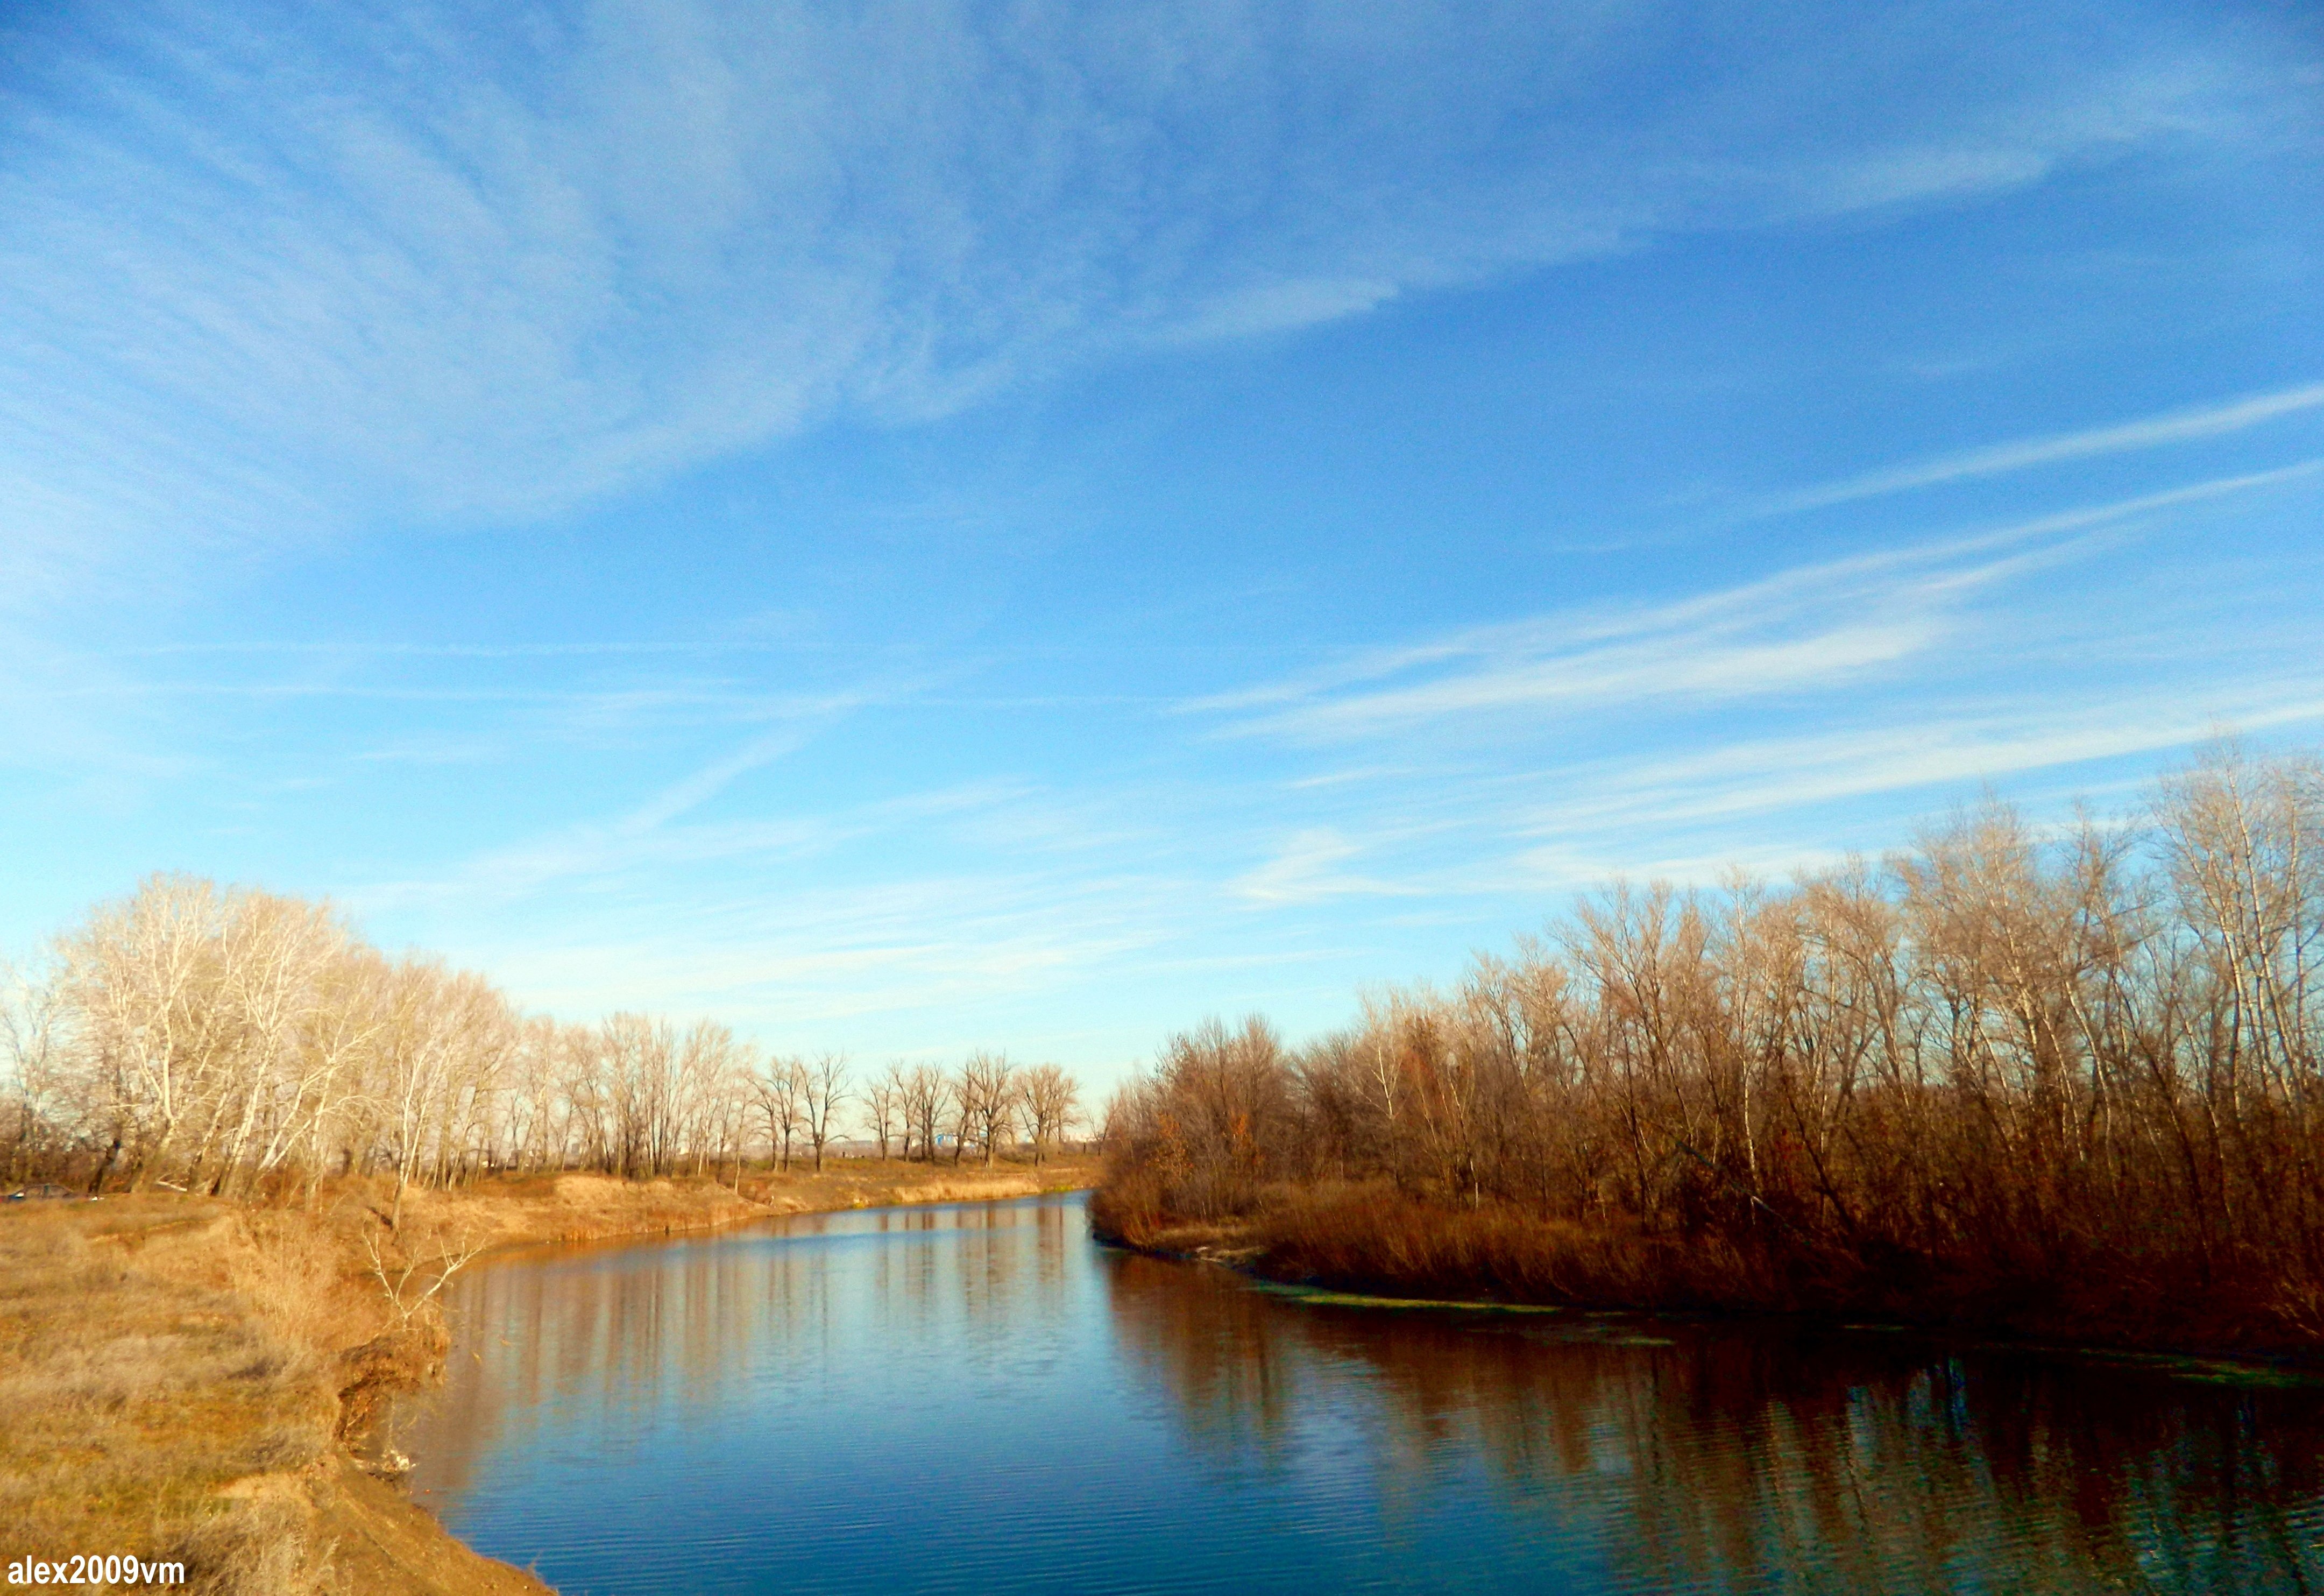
left=600, top=1013, right=679, bottom=1178
left=959, top=1052, right=1018, bottom=1168
left=802, top=1053, right=849, bottom=1172
left=0, top=955, right=64, bottom=1188
left=945, top=1065, right=976, bottom=1166
left=865, top=1062, right=904, bottom=1160
left=264, top=945, right=389, bottom=1205
left=1020, top=1063, right=1081, bottom=1166
left=194, top=891, right=346, bottom=1197
left=712, top=1042, right=759, bottom=1188
left=374, top=963, right=509, bottom=1228
left=56, top=874, right=233, bottom=1194
left=902, top=1064, right=944, bottom=1163
left=361, top=1213, right=490, bottom=1331
left=758, top=1056, right=807, bottom=1172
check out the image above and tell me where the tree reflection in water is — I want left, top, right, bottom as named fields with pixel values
left=388, top=1197, right=2324, bottom=1596
left=395, top=1202, right=1052, bottom=1498
left=1103, top=1251, right=2324, bottom=1593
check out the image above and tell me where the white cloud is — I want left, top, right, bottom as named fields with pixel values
left=1198, top=463, right=2321, bottom=746
left=1231, top=828, right=1419, bottom=907
left=1168, top=277, right=1404, bottom=343
left=1768, top=382, right=2324, bottom=514
left=355, top=723, right=953, bottom=909
left=1505, top=687, right=2324, bottom=843
left=2, top=0, right=2296, bottom=607
left=437, top=861, right=1191, bottom=1035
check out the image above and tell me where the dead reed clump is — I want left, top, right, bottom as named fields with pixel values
left=1246, top=1182, right=1902, bottom=1313
left=1087, top=1165, right=1168, bottom=1249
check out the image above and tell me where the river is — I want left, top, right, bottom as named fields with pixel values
left=387, top=1191, right=2324, bottom=1594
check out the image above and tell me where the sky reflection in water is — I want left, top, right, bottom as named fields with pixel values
left=391, top=1193, right=2324, bottom=1594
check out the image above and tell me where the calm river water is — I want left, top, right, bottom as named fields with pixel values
left=390, top=1191, right=2324, bottom=1594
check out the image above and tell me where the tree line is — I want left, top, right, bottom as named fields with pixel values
left=1100, top=745, right=2324, bottom=1341
left=0, top=879, right=1082, bottom=1218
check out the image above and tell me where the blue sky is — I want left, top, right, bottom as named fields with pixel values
left=4, top=0, right=2321, bottom=1082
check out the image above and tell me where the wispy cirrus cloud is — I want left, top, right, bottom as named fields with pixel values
left=1506, top=687, right=2324, bottom=844
left=1767, top=380, right=2324, bottom=515
left=3, top=0, right=2298, bottom=608
left=414, top=848, right=1199, bottom=1039
left=1231, top=829, right=1425, bottom=908
left=1191, top=534, right=2014, bottom=743
left=352, top=693, right=915, bottom=906
left=1202, top=676, right=2324, bottom=917
left=1194, top=462, right=2321, bottom=747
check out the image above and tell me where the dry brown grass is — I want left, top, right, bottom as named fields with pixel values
left=0, top=1176, right=655, bottom=1595
left=389, top=1171, right=763, bottom=1251
left=743, top=1153, right=1100, bottom=1214
left=0, top=1197, right=364, bottom=1593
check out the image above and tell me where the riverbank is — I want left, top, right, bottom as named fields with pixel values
left=0, top=1159, right=1095, bottom=1594
left=1089, top=1176, right=2322, bottom=1361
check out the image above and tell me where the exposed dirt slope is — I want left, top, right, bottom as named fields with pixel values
left=311, top=1459, right=553, bottom=1595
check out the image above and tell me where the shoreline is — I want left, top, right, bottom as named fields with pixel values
left=1107, top=1228, right=2324, bottom=1384
left=1088, top=1185, right=2324, bottom=1376
left=363, top=1164, right=1101, bottom=1594
left=0, top=1161, right=1096, bottom=1596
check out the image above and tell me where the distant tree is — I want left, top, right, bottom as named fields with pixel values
left=1021, top=1064, right=1081, bottom=1166
left=902, top=1064, right=945, bottom=1163
left=600, top=1012, right=676, bottom=1179
left=865, top=1062, right=905, bottom=1160
left=0, top=955, right=64, bottom=1189
left=802, top=1053, right=849, bottom=1173
left=946, top=1065, right=975, bottom=1165
left=374, top=963, right=512, bottom=1226
left=960, top=1052, right=1019, bottom=1168
left=757, top=1056, right=807, bottom=1172
left=714, top=1045, right=759, bottom=1189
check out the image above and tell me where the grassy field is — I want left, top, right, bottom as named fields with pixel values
left=1, top=1157, right=1096, bottom=1595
